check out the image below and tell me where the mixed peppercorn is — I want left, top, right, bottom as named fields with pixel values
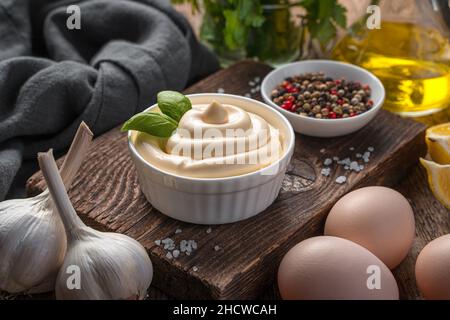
left=271, top=72, right=373, bottom=119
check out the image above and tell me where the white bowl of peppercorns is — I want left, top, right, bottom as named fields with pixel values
left=261, top=60, right=385, bottom=137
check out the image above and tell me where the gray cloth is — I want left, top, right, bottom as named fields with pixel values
left=0, top=0, right=219, bottom=200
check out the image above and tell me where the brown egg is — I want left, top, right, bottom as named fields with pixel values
left=278, top=236, right=399, bottom=300
left=324, top=186, right=415, bottom=269
left=415, top=234, right=450, bottom=300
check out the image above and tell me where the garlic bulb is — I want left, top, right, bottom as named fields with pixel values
left=0, top=122, right=93, bottom=293
left=38, top=150, right=153, bottom=300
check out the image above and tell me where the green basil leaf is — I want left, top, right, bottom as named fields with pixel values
left=332, top=4, right=347, bottom=28
left=224, top=9, right=245, bottom=49
left=157, top=91, right=192, bottom=122
left=121, top=112, right=178, bottom=137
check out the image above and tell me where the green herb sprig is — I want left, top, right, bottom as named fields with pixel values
left=171, top=0, right=347, bottom=53
left=121, top=91, right=191, bottom=137
left=295, top=0, right=347, bottom=46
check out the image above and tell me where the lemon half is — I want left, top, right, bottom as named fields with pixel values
left=420, top=158, right=450, bottom=209
left=426, top=123, right=450, bottom=165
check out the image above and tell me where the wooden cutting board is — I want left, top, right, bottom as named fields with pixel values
left=27, top=61, right=427, bottom=299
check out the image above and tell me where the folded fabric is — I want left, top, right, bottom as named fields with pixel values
left=0, top=0, right=219, bottom=199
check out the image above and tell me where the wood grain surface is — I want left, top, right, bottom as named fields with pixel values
left=23, top=61, right=433, bottom=300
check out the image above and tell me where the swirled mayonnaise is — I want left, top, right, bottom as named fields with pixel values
left=132, top=100, right=283, bottom=178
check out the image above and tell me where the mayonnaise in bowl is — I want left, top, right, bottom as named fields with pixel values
left=131, top=99, right=284, bottom=178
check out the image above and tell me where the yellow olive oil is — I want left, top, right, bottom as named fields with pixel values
left=333, top=22, right=450, bottom=116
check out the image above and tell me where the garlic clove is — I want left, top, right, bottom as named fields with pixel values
left=0, top=122, right=93, bottom=294
left=38, top=150, right=153, bottom=300
left=0, top=193, right=65, bottom=293
left=56, top=232, right=153, bottom=299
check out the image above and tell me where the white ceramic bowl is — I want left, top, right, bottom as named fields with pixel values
left=128, top=94, right=295, bottom=225
left=261, top=60, right=385, bottom=137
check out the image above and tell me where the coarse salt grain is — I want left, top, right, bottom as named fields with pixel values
left=349, top=161, right=360, bottom=171
left=363, top=151, right=371, bottom=163
left=249, top=81, right=255, bottom=86
left=180, top=239, right=198, bottom=255
left=175, top=228, right=182, bottom=234
left=321, top=167, right=331, bottom=177
left=180, top=240, right=187, bottom=251
left=335, top=176, right=347, bottom=184
left=338, top=158, right=351, bottom=166
left=214, top=245, right=221, bottom=251
left=162, top=238, right=175, bottom=250
left=193, top=266, right=198, bottom=272
left=217, top=88, right=225, bottom=93
left=320, top=148, right=326, bottom=153
left=160, top=236, right=199, bottom=259
left=206, top=228, right=212, bottom=234
left=254, top=77, right=260, bottom=82
left=321, top=146, right=374, bottom=183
